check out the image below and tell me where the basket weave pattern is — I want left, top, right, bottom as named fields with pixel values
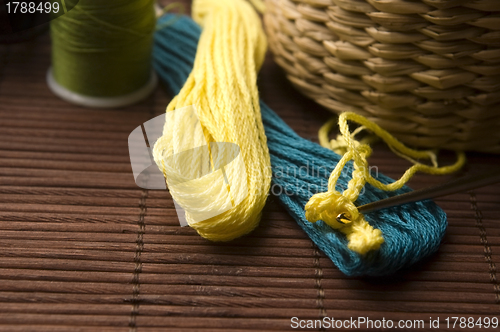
left=264, top=0, right=500, bottom=152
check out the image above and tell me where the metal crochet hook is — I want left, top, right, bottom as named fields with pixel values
left=336, top=169, right=500, bottom=223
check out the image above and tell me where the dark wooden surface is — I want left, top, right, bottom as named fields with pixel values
left=0, top=2, right=500, bottom=331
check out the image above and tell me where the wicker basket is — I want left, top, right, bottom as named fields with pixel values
left=264, top=0, right=500, bottom=153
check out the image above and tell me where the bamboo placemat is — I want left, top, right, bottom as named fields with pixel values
left=0, top=3, right=500, bottom=331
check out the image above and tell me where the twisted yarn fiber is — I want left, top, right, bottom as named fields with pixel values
left=154, top=14, right=449, bottom=276
left=152, top=0, right=271, bottom=241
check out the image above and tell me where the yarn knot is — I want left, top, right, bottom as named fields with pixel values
left=329, top=134, right=351, bottom=155
left=305, top=191, right=358, bottom=229
left=344, top=221, right=384, bottom=255
left=305, top=112, right=465, bottom=255
left=305, top=188, right=384, bottom=254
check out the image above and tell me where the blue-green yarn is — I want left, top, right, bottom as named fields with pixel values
left=153, top=15, right=447, bottom=276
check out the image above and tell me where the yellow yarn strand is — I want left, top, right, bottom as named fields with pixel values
left=306, top=112, right=466, bottom=255
left=153, top=0, right=271, bottom=241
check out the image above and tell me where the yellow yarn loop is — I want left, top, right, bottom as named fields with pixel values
left=306, top=112, right=466, bottom=255
left=152, top=0, right=271, bottom=241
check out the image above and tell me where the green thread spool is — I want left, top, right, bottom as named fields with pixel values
left=47, top=0, right=157, bottom=108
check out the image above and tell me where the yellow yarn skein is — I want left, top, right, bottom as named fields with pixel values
left=153, top=0, right=271, bottom=241
left=306, top=112, right=466, bottom=254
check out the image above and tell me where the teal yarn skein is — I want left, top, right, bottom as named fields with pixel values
left=153, top=15, right=447, bottom=276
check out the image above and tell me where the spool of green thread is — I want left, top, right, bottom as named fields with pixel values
left=47, top=0, right=158, bottom=108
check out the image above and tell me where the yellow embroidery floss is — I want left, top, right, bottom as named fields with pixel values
left=305, top=112, right=466, bottom=254
left=47, top=0, right=158, bottom=108
left=153, top=0, right=271, bottom=241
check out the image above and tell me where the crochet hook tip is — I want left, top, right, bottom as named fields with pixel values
left=336, top=213, right=352, bottom=224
